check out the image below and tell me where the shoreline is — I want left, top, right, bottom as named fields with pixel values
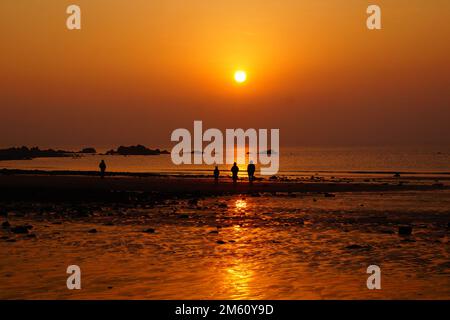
left=2, top=167, right=450, bottom=177
left=0, top=170, right=447, bottom=201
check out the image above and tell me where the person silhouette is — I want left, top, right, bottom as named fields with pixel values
left=213, top=166, right=220, bottom=183
left=99, top=160, right=106, bottom=179
left=231, top=162, right=239, bottom=183
left=247, top=160, right=256, bottom=183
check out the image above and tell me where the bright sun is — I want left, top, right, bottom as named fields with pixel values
left=234, top=70, right=247, bottom=84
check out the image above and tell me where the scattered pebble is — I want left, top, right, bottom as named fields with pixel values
left=188, top=199, right=198, bottom=206
left=345, top=244, right=372, bottom=251
left=11, top=226, right=29, bottom=234
left=380, top=229, right=395, bottom=234
left=398, top=226, right=413, bottom=236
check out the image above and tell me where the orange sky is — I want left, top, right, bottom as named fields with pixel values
left=0, top=0, right=449, bottom=148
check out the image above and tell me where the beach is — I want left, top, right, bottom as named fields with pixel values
left=0, top=169, right=448, bottom=196
left=0, top=172, right=448, bottom=299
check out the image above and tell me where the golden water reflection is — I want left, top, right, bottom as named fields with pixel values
left=219, top=204, right=258, bottom=299
left=225, top=258, right=255, bottom=299
left=234, top=199, right=247, bottom=214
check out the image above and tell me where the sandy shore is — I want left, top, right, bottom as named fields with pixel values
left=0, top=171, right=447, bottom=201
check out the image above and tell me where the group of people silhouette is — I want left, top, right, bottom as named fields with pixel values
left=214, top=161, right=256, bottom=184
left=98, top=159, right=256, bottom=183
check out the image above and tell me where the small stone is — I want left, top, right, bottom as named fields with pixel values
left=88, top=228, right=97, bottom=233
left=143, top=228, right=155, bottom=234
left=398, top=226, right=413, bottom=236
left=345, top=244, right=372, bottom=251
left=188, top=198, right=198, bottom=206
left=346, top=244, right=363, bottom=249
left=380, top=229, right=395, bottom=234
left=209, top=230, right=219, bottom=234
left=11, top=226, right=29, bottom=234
left=216, top=240, right=226, bottom=244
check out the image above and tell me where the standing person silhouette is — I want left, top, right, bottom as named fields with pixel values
left=231, top=162, right=239, bottom=183
left=99, top=160, right=106, bottom=179
left=213, top=166, right=220, bottom=183
left=247, top=160, right=256, bottom=184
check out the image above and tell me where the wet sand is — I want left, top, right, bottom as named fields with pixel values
left=0, top=173, right=448, bottom=299
left=0, top=172, right=447, bottom=201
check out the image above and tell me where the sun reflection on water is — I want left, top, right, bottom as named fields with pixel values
left=235, top=199, right=247, bottom=209
left=226, top=259, right=254, bottom=300
left=234, top=199, right=247, bottom=215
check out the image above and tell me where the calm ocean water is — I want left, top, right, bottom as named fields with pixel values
left=1, top=146, right=449, bottom=177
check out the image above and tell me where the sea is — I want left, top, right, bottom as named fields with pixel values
left=1, top=146, right=449, bottom=178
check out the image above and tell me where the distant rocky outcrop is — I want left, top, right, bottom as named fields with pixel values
left=0, top=146, right=73, bottom=161
left=246, top=149, right=277, bottom=155
left=105, top=145, right=170, bottom=156
left=78, top=147, right=97, bottom=154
